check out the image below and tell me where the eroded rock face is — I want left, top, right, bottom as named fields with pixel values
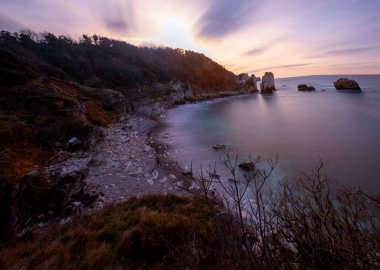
left=99, top=89, right=126, bottom=113
left=237, top=73, right=250, bottom=84
left=83, top=87, right=126, bottom=113
left=237, top=73, right=259, bottom=92
left=260, top=72, right=276, bottom=94
left=12, top=168, right=98, bottom=228
left=334, top=78, right=361, bottom=90
left=298, top=84, right=316, bottom=91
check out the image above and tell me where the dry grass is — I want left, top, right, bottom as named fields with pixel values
left=0, top=78, right=118, bottom=180
left=0, top=194, right=228, bottom=270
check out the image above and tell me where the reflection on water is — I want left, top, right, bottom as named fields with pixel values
left=161, top=75, right=380, bottom=193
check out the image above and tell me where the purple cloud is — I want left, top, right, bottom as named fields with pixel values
left=196, top=0, right=258, bottom=38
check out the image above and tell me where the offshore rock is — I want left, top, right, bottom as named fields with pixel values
left=298, top=84, right=316, bottom=91
left=260, top=72, right=276, bottom=94
left=334, top=78, right=361, bottom=90
left=237, top=73, right=259, bottom=92
left=237, top=73, right=250, bottom=84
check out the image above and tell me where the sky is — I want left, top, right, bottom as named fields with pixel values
left=1, top=0, right=380, bottom=77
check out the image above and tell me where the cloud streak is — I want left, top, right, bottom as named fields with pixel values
left=249, top=64, right=312, bottom=74
left=196, top=0, right=257, bottom=38
left=326, top=46, right=380, bottom=55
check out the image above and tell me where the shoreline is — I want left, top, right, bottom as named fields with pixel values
left=44, top=92, right=253, bottom=216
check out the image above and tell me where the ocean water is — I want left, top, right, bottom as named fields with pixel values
left=160, top=75, right=380, bottom=193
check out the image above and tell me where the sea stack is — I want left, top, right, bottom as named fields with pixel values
left=260, top=72, right=276, bottom=94
left=334, top=78, right=361, bottom=90
left=237, top=73, right=259, bottom=92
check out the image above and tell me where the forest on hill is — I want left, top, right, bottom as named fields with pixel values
left=0, top=30, right=236, bottom=90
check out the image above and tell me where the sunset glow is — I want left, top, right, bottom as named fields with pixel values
left=1, top=0, right=379, bottom=77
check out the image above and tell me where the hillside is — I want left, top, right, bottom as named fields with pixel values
left=0, top=30, right=237, bottom=91
left=0, top=30, right=247, bottom=182
left=0, top=29, right=249, bottom=241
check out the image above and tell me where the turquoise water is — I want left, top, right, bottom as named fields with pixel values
left=161, top=75, right=380, bottom=193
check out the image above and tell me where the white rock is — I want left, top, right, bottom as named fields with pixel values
left=147, top=179, right=154, bottom=186
left=151, top=170, right=159, bottom=179
left=72, top=201, right=81, bottom=207
left=159, top=177, right=168, bottom=183
left=169, top=174, right=176, bottom=179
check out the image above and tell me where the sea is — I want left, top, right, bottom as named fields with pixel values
left=160, top=75, right=380, bottom=194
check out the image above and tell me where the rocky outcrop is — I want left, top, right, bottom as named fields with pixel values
left=83, top=87, right=126, bottom=113
left=133, top=82, right=196, bottom=118
left=334, top=78, right=361, bottom=90
left=237, top=73, right=250, bottom=84
left=298, top=84, right=315, bottom=91
left=12, top=168, right=98, bottom=231
left=260, top=72, right=276, bottom=94
left=165, top=82, right=194, bottom=104
left=237, top=73, right=259, bottom=92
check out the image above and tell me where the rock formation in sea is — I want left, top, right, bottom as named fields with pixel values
left=237, top=73, right=250, bottom=84
left=298, top=84, right=316, bottom=91
left=237, top=73, right=259, bottom=92
left=260, top=72, right=276, bottom=94
left=334, top=78, right=361, bottom=90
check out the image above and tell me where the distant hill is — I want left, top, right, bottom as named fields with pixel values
left=0, top=30, right=237, bottom=91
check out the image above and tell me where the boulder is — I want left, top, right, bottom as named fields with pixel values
left=298, top=84, right=316, bottom=91
left=334, top=78, right=361, bottom=90
left=260, top=72, right=276, bottom=94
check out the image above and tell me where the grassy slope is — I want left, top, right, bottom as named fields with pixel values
left=0, top=78, right=115, bottom=182
left=0, top=194, right=231, bottom=270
